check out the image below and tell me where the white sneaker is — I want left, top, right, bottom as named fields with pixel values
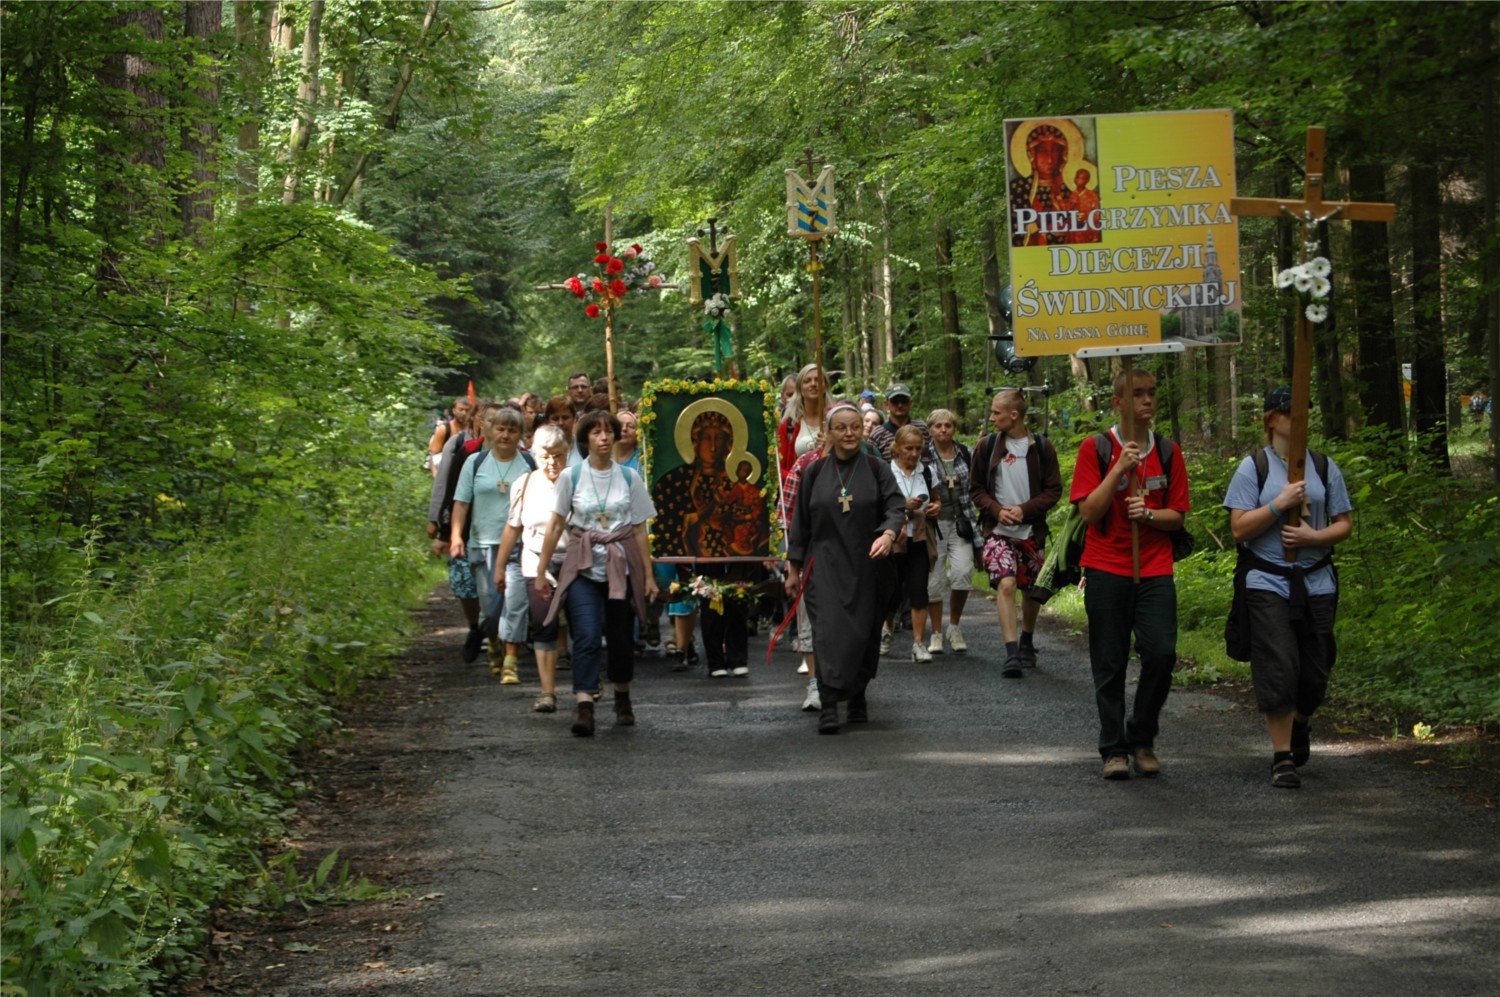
left=912, top=642, right=933, bottom=663
left=797, top=657, right=810, bottom=675
left=946, top=624, right=968, bottom=654
left=801, top=677, right=821, bottom=711
left=928, top=631, right=945, bottom=655
left=879, top=624, right=894, bottom=656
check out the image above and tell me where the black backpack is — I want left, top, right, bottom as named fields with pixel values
left=439, top=444, right=537, bottom=543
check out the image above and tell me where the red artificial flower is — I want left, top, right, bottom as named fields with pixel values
left=631, top=244, right=643, bottom=254
left=565, top=276, right=585, bottom=298
left=595, top=242, right=608, bottom=251
left=621, top=247, right=638, bottom=259
left=585, top=304, right=601, bottom=318
left=609, top=278, right=628, bottom=297
left=592, top=278, right=606, bottom=293
left=594, top=253, right=611, bottom=265
left=605, top=258, right=625, bottom=275
left=648, top=275, right=663, bottom=288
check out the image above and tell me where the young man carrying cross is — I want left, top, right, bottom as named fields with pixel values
left=1070, top=369, right=1191, bottom=780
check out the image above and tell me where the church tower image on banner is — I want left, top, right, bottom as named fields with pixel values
left=1165, top=231, right=1235, bottom=344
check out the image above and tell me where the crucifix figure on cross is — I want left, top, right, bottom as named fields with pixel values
left=1230, top=126, right=1394, bottom=549
left=535, top=205, right=677, bottom=413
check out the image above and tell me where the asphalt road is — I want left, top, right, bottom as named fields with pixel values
left=282, top=595, right=1500, bottom=996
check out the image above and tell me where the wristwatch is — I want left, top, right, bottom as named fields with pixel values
left=1145, top=508, right=1155, bottom=522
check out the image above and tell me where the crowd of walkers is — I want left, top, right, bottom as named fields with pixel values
left=425, top=368, right=1352, bottom=790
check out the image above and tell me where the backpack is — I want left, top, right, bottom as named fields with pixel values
left=1093, top=432, right=1195, bottom=562
left=565, top=460, right=641, bottom=528
left=971, top=431, right=1056, bottom=541
left=1029, top=431, right=1188, bottom=603
left=1224, top=449, right=1333, bottom=661
left=441, top=445, right=537, bottom=544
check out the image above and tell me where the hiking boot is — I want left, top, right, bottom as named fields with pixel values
left=613, top=692, right=635, bottom=726
left=1132, top=747, right=1161, bottom=777
left=928, top=631, right=946, bottom=655
left=1291, top=720, right=1311, bottom=767
left=1102, top=755, right=1131, bottom=780
left=945, top=625, right=968, bottom=654
left=846, top=694, right=869, bottom=724
left=817, top=702, right=840, bottom=735
left=1001, top=655, right=1025, bottom=679
left=1018, top=644, right=1037, bottom=669
left=801, top=677, right=821, bottom=712
left=462, top=624, right=485, bottom=664
left=570, top=701, right=595, bottom=737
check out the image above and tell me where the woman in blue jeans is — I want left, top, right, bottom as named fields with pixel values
left=534, top=410, right=659, bottom=736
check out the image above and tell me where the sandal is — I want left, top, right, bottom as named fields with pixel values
left=1271, top=758, right=1301, bottom=789
left=531, top=693, right=557, bottom=713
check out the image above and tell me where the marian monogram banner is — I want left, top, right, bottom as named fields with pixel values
left=1005, top=109, right=1242, bottom=356
left=785, top=165, right=838, bottom=240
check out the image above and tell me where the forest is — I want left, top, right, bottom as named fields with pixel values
left=1, top=1, right=1496, bottom=992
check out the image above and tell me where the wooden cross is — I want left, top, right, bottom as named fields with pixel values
left=698, top=217, right=724, bottom=261
left=838, top=491, right=852, bottom=513
left=1230, top=126, right=1394, bottom=543
left=533, top=205, right=677, bottom=413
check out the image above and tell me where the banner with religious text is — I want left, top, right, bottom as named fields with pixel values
left=639, top=379, right=778, bottom=561
left=1005, top=109, right=1241, bottom=356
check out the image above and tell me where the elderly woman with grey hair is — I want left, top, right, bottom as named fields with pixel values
left=452, top=404, right=535, bottom=684
left=496, top=423, right=572, bottom=712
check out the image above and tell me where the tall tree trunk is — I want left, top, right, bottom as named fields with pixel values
left=1485, top=9, right=1500, bottom=480
left=933, top=220, right=964, bottom=418
left=1312, top=218, right=1347, bottom=439
left=1348, top=159, right=1402, bottom=432
left=1409, top=157, right=1450, bottom=473
left=876, top=184, right=895, bottom=379
left=179, top=1, right=222, bottom=239
left=98, top=5, right=168, bottom=275
left=235, top=1, right=269, bottom=210
left=281, top=0, right=323, bottom=206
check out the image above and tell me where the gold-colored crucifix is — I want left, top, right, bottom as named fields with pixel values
left=1230, top=126, right=1394, bottom=545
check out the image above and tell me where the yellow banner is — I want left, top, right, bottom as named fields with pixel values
left=1005, top=109, right=1241, bottom=356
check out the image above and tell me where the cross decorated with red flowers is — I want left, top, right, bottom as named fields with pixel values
left=535, top=206, right=677, bottom=413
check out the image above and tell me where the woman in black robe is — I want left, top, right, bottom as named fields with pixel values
left=785, top=403, right=906, bottom=734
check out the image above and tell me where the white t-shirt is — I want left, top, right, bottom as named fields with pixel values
left=552, top=462, right=657, bottom=581
left=991, top=435, right=1034, bottom=540
left=506, top=470, right=567, bottom=581
left=794, top=418, right=820, bottom=458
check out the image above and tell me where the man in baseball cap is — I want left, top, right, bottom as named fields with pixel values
left=882, top=384, right=929, bottom=445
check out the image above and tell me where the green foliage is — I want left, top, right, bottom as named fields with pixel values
left=1, top=477, right=439, bottom=994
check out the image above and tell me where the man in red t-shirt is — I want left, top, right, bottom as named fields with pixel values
left=1069, top=369, right=1191, bottom=781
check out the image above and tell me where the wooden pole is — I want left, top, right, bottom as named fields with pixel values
left=810, top=239, right=823, bottom=370
left=604, top=205, right=619, bottom=414
left=1121, top=356, right=1140, bottom=582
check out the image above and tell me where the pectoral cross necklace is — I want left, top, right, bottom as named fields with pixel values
left=588, top=464, right=615, bottom=526
left=495, top=455, right=520, bottom=494
left=835, top=455, right=860, bottom=514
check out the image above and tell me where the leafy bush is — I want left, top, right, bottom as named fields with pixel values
left=1, top=471, right=440, bottom=994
